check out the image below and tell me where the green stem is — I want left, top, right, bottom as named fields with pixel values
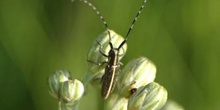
left=58, top=101, right=62, bottom=110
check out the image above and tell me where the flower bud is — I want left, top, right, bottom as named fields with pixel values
left=86, top=30, right=127, bottom=84
left=117, top=57, right=156, bottom=98
left=128, top=82, right=168, bottom=110
left=60, top=79, right=84, bottom=103
left=161, top=100, right=184, bottom=110
left=48, top=70, right=72, bottom=99
left=104, top=94, right=128, bottom=110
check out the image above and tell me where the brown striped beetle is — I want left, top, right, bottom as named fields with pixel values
left=73, top=0, right=148, bottom=99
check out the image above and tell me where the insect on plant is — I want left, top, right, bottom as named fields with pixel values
left=73, top=0, right=148, bottom=99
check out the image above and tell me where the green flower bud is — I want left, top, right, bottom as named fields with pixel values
left=104, top=94, right=128, bottom=110
left=86, top=30, right=127, bottom=84
left=60, top=79, right=84, bottom=103
left=161, top=100, right=184, bottom=110
left=128, top=82, right=168, bottom=110
left=117, top=57, right=156, bottom=98
left=48, top=70, right=72, bottom=99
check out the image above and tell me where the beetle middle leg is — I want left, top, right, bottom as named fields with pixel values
left=87, top=60, right=108, bottom=66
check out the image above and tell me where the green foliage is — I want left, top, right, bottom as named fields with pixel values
left=0, top=0, right=220, bottom=110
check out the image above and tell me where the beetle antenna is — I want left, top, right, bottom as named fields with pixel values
left=118, top=0, right=148, bottom=49
left=72, top=0, right=113, bottom=48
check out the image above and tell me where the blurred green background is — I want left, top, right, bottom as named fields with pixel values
left=0, top=0, right=220, bottom=110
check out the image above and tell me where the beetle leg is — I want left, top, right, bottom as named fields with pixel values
left=96, top=40, right=108, bottom=57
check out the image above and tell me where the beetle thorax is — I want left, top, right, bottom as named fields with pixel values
left=108, top=48, right=119, bottom=65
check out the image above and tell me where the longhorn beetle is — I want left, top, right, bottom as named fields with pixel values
left=73, top=0, right=148, bottom=99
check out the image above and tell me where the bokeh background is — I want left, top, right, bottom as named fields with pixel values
left=0, top=0, right=220, bottom=110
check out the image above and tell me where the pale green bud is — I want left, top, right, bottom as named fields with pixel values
left=161, top=100, right=184, bottom=110
left=86, top=30, right=127, bottom=84
left=48, top=70, right=71, bottom=99
left=104, top=94, right=128, bottom=110
left=117, top=57, right=156, bottom=98
left=128, top=82, right=168, bottom=110
left=60, top=79, right=84, bottom=103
